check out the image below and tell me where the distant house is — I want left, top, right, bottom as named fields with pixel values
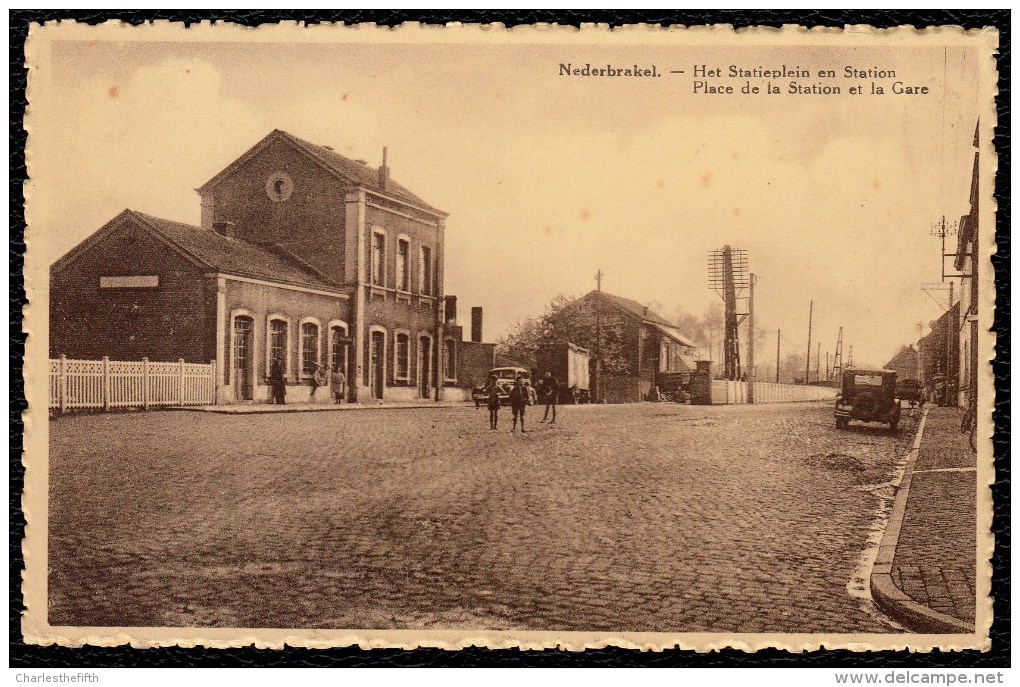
left=919, top=302, right=961, bottom=405
left=49, top=129, right=494, bottom=404
left=884, top=345, right=920, bottom=382
left=547, top=290, right=698, bottom=403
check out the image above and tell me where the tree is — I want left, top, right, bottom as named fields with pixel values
left=494, top=318, right=543, bottom=368
left=494, top=293, right=631, bottom=374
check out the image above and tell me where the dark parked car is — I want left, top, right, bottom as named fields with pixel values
left=471, top=367, right=531, bottom=407
left=834, top=369, right=902, bottom=430
left=896, top=378, right=923, bottom=407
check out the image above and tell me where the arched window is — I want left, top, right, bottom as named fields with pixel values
left=397, top=236, right=411, bottom=292
left=394, top=331, right=410, bottom=381
left=267, top=315, right=290, bottom=378
left=299, top=319, right=321, bottom=377
left=444, top=338, right=457, bottom=382
left=371, top=229, right=386, bottom=286
left=328, top=320, right=349, bottom=374
left=419, top=245, right=433, bottom=295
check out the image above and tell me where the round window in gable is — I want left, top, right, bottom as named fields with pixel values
left=265, top=171, right=294, bottom=202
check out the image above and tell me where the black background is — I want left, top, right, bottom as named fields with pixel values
left=8, top=9, right=1011, bottom=669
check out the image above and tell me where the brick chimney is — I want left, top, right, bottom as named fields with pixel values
left=471, top=307, right=483, bottom=343
left=444, top=295, right=457, bottom=325
left=378, top=146, right=389, bottom=191
left=212, top=221, right=237, bottom=239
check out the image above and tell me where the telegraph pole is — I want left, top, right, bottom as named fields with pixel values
left=594, top=268, right=603, bottom=403
left=775, top=329, right=781, bottom=383
left=805, top=300, right=813, bottom=384
left=947, top=279, right=955, bottom=400
left=816, top=343, right=821, bottom=383
left=747, top=273, right=756, bottom=403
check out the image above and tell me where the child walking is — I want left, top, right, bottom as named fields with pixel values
left=509, top=377, right=528, bottom=433
left=486, top=379, right=501, bottom=430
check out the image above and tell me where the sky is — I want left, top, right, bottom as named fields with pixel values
left=28, top=33, right=984, bottom=368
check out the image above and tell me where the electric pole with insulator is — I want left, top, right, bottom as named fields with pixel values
left=594, top=268, right=603, bottom=403
left=805, top=300, right=813, bottom=384
left=748, top=273, right=756, bottom=403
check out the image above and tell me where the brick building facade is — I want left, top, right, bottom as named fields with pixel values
left=954, top=125, right=980, bottom=409
left=563, top=291, right=698, bottom=403
left=50, top=130, right=493, bottom=404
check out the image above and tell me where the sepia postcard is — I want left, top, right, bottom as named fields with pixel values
left=21, top=20, right=999, bottom=652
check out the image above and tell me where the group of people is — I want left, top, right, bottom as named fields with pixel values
left=486, top=372, right=559, bottom=432
left=267, top=359, right=346, bottom=405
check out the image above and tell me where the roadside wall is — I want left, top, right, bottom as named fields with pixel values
left=710, top=380, right=838, bottom=404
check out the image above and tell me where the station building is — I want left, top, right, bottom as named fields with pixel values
left=49, top=130, right=493, bottom=403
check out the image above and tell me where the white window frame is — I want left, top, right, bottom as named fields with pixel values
left=393, top=329, right=411, bottom=382
left=443, top=337, right=457, bottom=382
left=396, top=235, right=411, bottom=293
left=327, top=319, right=349, bottom=375
left=371, top=228, right=387, bottom=287
left=266, top=313, right=293, bottom=380
left=419, top=245, right=433, bottom=296
left=229, top=308, right=257, bottom=389
left=368, top=325, right=388, bottom=389
left=298, top=316, right=322, bottom=379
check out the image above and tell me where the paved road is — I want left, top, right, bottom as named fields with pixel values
left=49, top=402, right=916, bottom=633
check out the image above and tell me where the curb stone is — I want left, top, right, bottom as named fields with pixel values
left=869, top=406, right=975, bottom=634
left=168, top=401, right=473, bottom=414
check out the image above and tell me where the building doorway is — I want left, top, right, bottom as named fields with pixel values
left=419, top=336, right=432, bottom=399
left=370, top=330, right=385, bottom=400
left=330, top=325, right=349, bottom=399
left=232, top=316, right=254, bottom=401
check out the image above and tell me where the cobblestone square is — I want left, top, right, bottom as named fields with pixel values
left=49, top=402, right=916, bottom=633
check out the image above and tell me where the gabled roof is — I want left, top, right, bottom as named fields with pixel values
left=650, top=323, right=697, bottom=348
left=197, top=129, right=446, bottom=217
left=582, top=290, right=697, bottom=346
left=53, top=209, right=346, bottom=293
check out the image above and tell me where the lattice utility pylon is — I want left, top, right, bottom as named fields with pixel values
left=708, top=245, right=749, bottom=380
left=830, top=327, right=844, bottom=381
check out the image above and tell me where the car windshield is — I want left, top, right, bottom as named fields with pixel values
left=853, top=374, right=884, bottom=387
left=492, top=369, right=524, bottom=379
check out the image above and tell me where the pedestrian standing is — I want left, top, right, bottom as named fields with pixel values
left=311, top=364, right=328, bottom=401
left=487, top=378, right=501, bottom=430
left=509, top=377, right=528, bottom=432
left=330, top=365, right=347, bottom=404
left=269, top=358, right=287, bottom=405
left=540, top=371, right=559, bottom=424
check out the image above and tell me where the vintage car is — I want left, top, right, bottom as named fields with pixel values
left=896, top=378, right=924, bottom=407
left=471, top=366, right=531, bottom=407
left=834, top=368, right=902, bottom=430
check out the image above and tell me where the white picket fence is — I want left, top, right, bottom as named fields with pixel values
left=49, top=356, right=217, bottom=412
left=710, top=380, right=837, bottom=405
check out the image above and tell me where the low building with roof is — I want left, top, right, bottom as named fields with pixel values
left=884, top=344, right=920, bottom=383
left=541, top=290, right=698, bottom=403
left=49, top=130, right=493, bottom=404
